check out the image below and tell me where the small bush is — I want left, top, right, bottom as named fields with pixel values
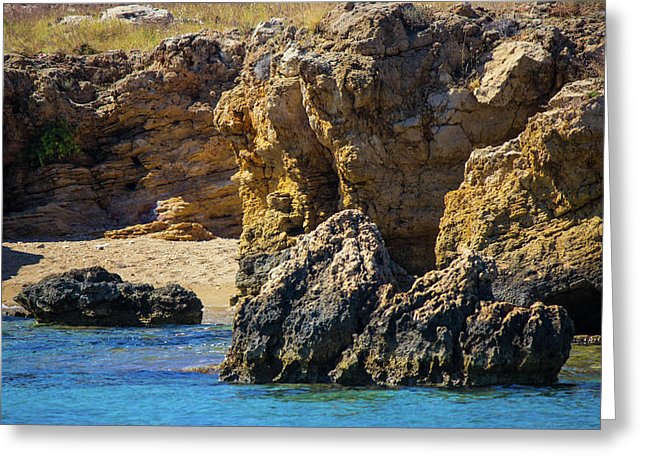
left=25, top=120, right=80, bottom=167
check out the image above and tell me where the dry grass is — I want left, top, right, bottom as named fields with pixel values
left=3, top=2, right=335, bottom=55
left=3, top=2, right=605, bottom=56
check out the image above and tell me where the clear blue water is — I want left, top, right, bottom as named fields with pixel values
left=1, top=316, right=600, bottom=428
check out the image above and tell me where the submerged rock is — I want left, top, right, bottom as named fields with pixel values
left=221, top=210, right=574, bottom=386
left=14, top=266, right=203, bottom=326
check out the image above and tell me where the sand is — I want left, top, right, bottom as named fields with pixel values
left=1, top=237, right=240, bottom=324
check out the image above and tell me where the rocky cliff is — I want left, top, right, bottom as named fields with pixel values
left=3, top=2, right=605, bottom=334
left=435, top=78, right=604, bottom=334
left=213, top=2, right=605, bottom=306
left=3, top=31, right=244, bottom=239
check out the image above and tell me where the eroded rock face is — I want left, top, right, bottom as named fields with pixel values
left=435, top=78, right=604, bottom=334
left=3, top=31, right=243, bottom=239
left=220, top=210, right=574, bottom=386
left=14, top=266, right=203, bottom=326
left=214, top=2, right=603, bottom=296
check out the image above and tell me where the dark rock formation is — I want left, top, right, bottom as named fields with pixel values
left=14, top=266, right=203, bottom=326
left=220, top=210, right=574, bottom=386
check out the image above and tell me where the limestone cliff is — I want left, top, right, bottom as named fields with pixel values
left=3, top=31, right=244, bottom=239
left=435, top=78, right=604, bottom=334
left=213, top=2, right=604, bottom=297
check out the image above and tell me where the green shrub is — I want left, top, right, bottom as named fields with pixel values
left=25, top=120, right=80, bottom=167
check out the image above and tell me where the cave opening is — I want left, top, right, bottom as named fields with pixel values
left=543, top=283, right=602, bottom=335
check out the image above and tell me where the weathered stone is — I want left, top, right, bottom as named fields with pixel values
left=214, top=2, right=602, bottom=297
left=58, top=15, right=93, bottom=26
left=220, top=210, right=412, bottom=383
left=104, top=221, right=215, bottom=241
left=435, top=79, right=604, bottom=334
left=100, top=5, right=173, bottom=25
left=221, top=210, right=574, bottom=386
left=3, top=31, right=244, bottom=240
left=14, top=266, right=203, bottom=326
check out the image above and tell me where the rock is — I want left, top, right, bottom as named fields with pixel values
left=451, top=3, right=480, bottom=19
left=221, top=210, right=574, bottom=386
left=14, top=266, right=203, bottom=326
left=3, top=31, right=244, bottom=240
left=214, top=2, right=599, bottom=297
left=220, top=210, right=412, bottom=383
left=474, top=41, right=555, bottom=107
left=572, top=335, right=602, bottom=345
left=435, top=79, right=604, bottom=334
left=58, top=15, right=94, bottom=26
left=104, top=221, right=215, bottom=241
left=100, top=5, right=173, bottom=25
left=1, top=306, right=32, bottom=318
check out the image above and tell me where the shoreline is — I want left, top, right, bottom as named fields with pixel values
left=2, top=237, right=239, bottom=324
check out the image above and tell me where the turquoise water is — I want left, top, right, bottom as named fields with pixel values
left=1, top=316, right=600, bottom=428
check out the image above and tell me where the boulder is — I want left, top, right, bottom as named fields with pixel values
left=14, top=266, right=203, bottom=326
left=221, top=210, right=574, bottom=386
left=58, top=15, right=94, bottom=26
left=435, top=79, right=604, bottom=334
left=100, top=5, right=173, bottom=25
left=220, top=209, right=412, bottom=383
left=104, top=221, right=215, bottom=241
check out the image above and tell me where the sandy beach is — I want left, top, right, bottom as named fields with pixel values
left=2, top=237, right=239, bottom=324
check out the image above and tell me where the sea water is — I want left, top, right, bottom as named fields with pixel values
left=0, top=316, right=601, bottom=428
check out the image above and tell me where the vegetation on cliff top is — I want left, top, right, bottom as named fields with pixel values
left=4, top=2, right=603, bottom=56
left=3, top=2, right=334, bottom=55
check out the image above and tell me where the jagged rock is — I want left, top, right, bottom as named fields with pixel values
left=220, top=210, right=412, bottom=383
left=473, top=41, right=554, bottom=107
left=3, top=31, right=243, bottom=239
left=214, top=2, right=602, bottom=296
left=435, top=79, right=604, bottom=334
left=100, top=5, right=173, bottom=25
left=14, top=266, right=203, bottom=326
left=104, top=221, right=214, bottom=241
left=221, top=210, right=574, bottom=386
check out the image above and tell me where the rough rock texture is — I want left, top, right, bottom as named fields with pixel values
left=220, top=210, right=574, bottom=386
left=14, top=266, right=203, bottom=326
left=104, top=221, right=215, bottom=241
left=214, top=2, right=604, bottom=296
left=100, top=5, right=174, bottom=25
left=435, top=78, right=604, bottom=334
left=3, top=31, right=243, bottom=239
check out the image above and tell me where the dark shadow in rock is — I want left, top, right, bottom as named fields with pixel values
left=1, top=245, right=43, bottom=281
left=543, top=283, right=602, bottom=335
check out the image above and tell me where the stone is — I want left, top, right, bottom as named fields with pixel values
left=221, top=210, right=574, bottom=386
left=214, top=2, right=602, bottom=297
left=220, top=210, right=412, bottom=383
left=14, top=266, right=203, bottom=326
left=3, top=31, right=244, bottom=240
left=474, top=41, right=554, bottom=107
left=58, top=15, right=94, bottom=26
left=100, top=5, right=173, bottom=25
left=104, top=221, right=215, bottom=241
left=435, top=79, right=604, bottom=334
